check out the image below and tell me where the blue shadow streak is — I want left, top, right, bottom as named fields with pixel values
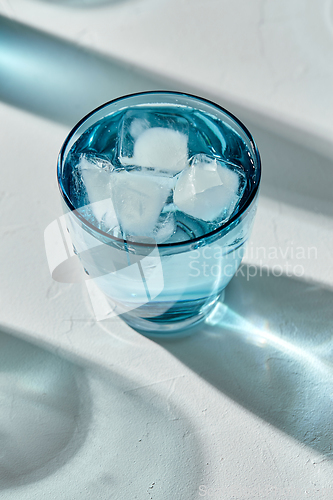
left=0, top=15, right=175, bottom=127
left=156, top=266, right=333, bottom=458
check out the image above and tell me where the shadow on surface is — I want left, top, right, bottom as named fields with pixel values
left=248, top=121, right=333, bottom=217
left=156, top=266, right=333, bottom=458
left=0, top=328, right=202, bottom=497
left=1, top=15, right=332, bottom=216
left=0, top=15, right=173, bottom=128
left=34, top=0, right=136, bottom=8
left=0, top=330, right=91, bottom=489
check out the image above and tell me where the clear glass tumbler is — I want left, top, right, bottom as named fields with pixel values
left=57, top=92, right=261, bottom=336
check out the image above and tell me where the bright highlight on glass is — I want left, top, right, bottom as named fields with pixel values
left=55, top=92, right=261, bottom=335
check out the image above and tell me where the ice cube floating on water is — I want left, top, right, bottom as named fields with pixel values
left=76, top=154, right=176, bottom=242
left=76, top=111, right=246, bottom=242
left=79, top=154, right=117, bottom=229
left=119, top=110, right=189, bottom=175
left=110, top=170, right=172, bottom=237
left=174, top=154, right=246, bottom=222
left=121, top=126, right=188, bottom=174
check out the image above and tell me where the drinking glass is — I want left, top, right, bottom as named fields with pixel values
left=56, top=92, right=261, bottom=336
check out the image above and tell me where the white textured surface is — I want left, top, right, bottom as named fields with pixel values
left=0, top=1, right=333, bottom=498
left=1, top=0, right=332, bottom=154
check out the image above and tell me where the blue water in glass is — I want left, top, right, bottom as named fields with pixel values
left=59, top=93, right=260, bottom=334
left=64, top=106, right=255, bottom=239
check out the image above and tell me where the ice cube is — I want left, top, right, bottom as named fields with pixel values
left=173, top=154, right=246, bottom=222
left=118, top=110, right=189, bottom=174
left=110, top=170, right=171, bottom=237
left=151, top=212, right=176, bottom=244
left=77, top=154, right=118, bottom=230
left=78, top=154, right=112, bottom=202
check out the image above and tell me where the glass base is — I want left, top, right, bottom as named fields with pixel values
left=120, top=293, right=223, bottom=338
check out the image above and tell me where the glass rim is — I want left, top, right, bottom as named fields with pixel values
left=57, top=90, right=261, bottom=248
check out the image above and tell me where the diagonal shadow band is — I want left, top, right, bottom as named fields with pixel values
left=1, top=15, right=332, bottom=217
left=155, top=265, right=333, bottom=458
left=33, top=0, right=133, bottom=8
left=0, top=329, right=92, bottom=489
left=0, top=326, right=203, bottom=496
left=0, top=15, right=174, bottom=127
